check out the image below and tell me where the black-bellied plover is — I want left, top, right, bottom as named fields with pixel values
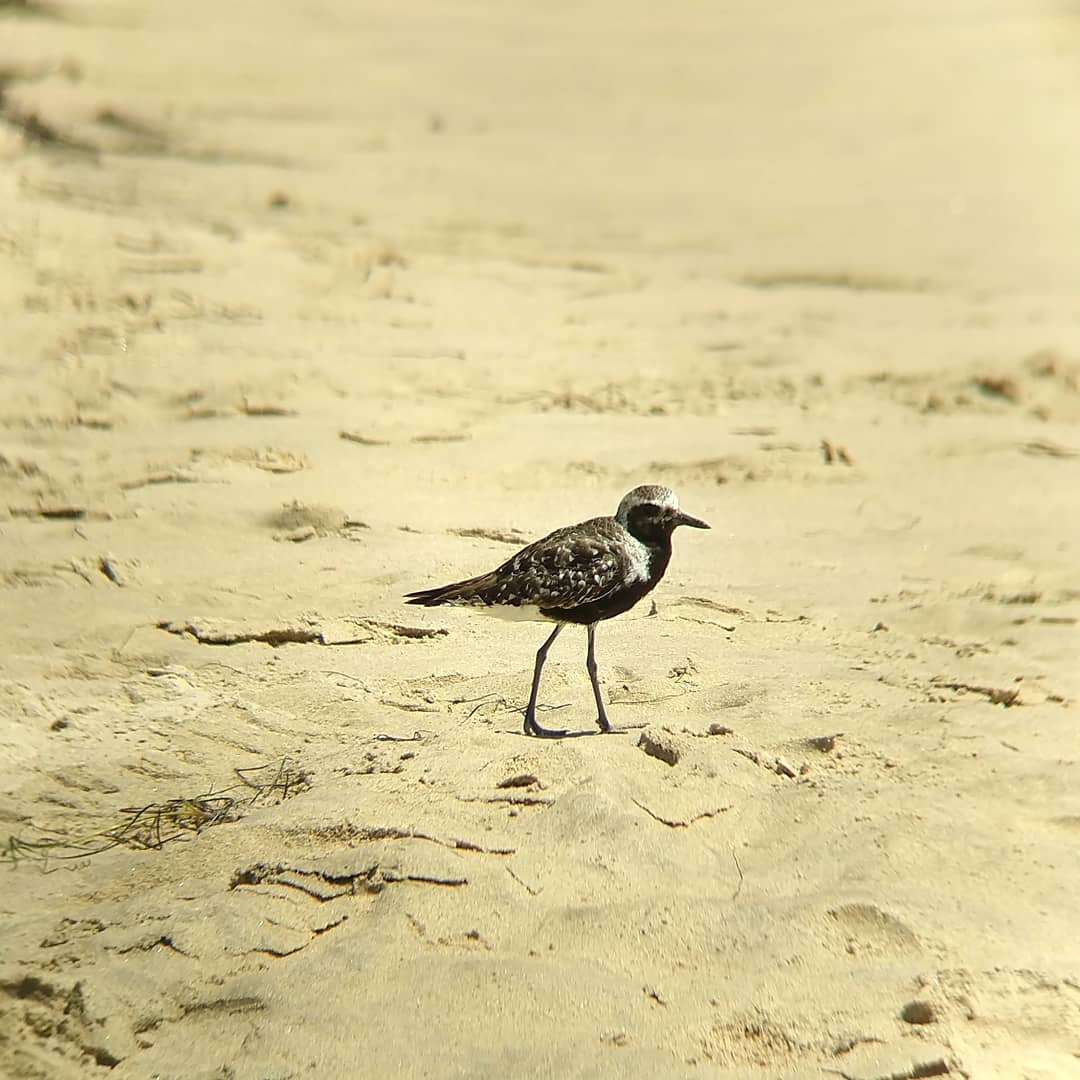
left=405, top=485, right=709, bottom=737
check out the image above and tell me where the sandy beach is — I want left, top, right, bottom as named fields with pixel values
left=2, top=2, right=1079, bottom=1076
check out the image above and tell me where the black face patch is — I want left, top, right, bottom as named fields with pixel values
left=623, top=502, right=675, bottom=546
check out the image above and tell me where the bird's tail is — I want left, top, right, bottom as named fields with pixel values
left=403, top=574, right=489, bottom=607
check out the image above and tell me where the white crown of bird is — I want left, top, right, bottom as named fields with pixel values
left=615, top=485, right=680, bottom=525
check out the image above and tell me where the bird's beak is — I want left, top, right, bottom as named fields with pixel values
left=675, top=510, right=710, bottom=530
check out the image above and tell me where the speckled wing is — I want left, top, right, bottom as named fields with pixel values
left=404, top=517, right=639, bottom=614
left=484, top=518, right=633, bottom=611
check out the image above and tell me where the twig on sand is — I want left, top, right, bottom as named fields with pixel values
left=505, top=865, right=541, bottom=896
left=630, top=797, right=730, bottom=829
left=2, top=758, right=310, bottom=867
left=825, top=1058, right=950, bottom=1080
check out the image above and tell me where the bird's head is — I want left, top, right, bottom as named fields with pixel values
left=615, top=485, right=710, bottom=545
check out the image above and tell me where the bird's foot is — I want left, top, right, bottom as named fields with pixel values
left=595, top=715, right=611, bottom=733
left=524, top=712, right=567, bottom=738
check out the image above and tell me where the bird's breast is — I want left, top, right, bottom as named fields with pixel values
left=623, top=534, right=656, bottom=584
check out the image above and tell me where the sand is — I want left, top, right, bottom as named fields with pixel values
left=2, top=1, right=1079, bottom=1077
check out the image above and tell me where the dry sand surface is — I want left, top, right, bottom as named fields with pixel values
left=3, top=1, right=1080, bottom=1077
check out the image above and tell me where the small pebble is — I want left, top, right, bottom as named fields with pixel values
left=638, top=729, right=680, bottom=766
left=901, top=999, right=936, bottom=1025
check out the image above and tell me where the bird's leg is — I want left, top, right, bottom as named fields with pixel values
left=524, top=623, right=565, bottom=737
left=586, top=623, right=610, bottom=733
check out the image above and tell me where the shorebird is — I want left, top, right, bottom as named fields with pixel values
left=405, top=485, right=709, bottom=737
